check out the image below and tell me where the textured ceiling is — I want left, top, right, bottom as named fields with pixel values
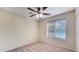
left=1, top=7, right=75, bottom=19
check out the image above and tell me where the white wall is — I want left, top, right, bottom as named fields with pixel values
left=0, top=8, right=38, bottom=51
left=39, top=11, right=76, bottom=51
left=76, top=8, right=79, bottom=51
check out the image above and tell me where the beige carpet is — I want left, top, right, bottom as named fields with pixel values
left=7, top=41, right=75, bottom=52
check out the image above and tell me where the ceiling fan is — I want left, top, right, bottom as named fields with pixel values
left=27, top=7, right=50, bottom=17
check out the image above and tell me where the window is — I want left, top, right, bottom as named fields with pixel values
left=47, top=19, right=66, bottom=39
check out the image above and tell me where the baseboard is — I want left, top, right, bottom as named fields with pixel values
left=40, top=41, right=77, bottom=52
left=0, top=40, right=38, bottom=52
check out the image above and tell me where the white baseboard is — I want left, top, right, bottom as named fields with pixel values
left=0, top=40, right=38, bottom=52
left=41, top=41, right=76, bottom=51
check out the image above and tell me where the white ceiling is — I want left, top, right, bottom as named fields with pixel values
left=1, top=7, right=75, bottom=19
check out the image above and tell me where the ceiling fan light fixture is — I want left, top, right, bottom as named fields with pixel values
left=36, top=14, right=43, bottom=18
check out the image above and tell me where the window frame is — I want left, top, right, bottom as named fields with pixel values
left=47, top=19, right=67, bottom=40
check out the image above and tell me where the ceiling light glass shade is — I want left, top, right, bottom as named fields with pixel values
left=36, top=14, right=43, bottom=18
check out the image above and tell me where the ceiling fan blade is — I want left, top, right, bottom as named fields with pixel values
left=27, top=8, right=36, bottom=12
left=37, top=7, right=40, bottom=11
left=30, top=14, right=36, bottom=17
left=42, top=7, right=48, bottom=11
left=42, top=13, right=50, bottom=15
